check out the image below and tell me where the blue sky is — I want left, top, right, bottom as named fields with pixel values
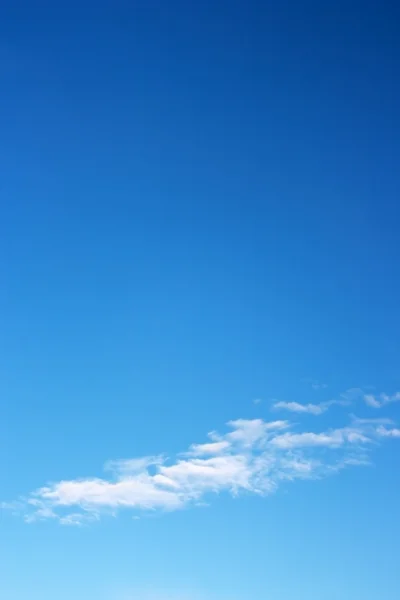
left=1, top=2, right=400, bottom=599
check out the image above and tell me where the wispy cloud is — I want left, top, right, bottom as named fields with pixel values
left=274, top=386, right=400, bottom=418
left=340, top=388, right=364, bottom=402
left=376, top=425, right=400, bottom=438
left=350, top=415, right=395, bottom=425
left=105, top=456, right=165, bottom=475
left=364, top=392, right=400, bottom=409
left=272, top=399, right=347, bottom=415
left=272, top=401, right=328, bottom=415
left=5, top=411, right=399, bottom=526
left=302, top=378, right=328, bottom=391
left=270, top=427, right=371, bottom=449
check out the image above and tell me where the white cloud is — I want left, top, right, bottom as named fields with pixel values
left=105, top=456, right=165, bottom=475
left=159, top=455, right=254, bottom=496
left=272, top=398, right=348, bottom=415
left=273, top=387, right=396, bottom=416
left=36, top=475, right=185, bottom=511
left=376, top=426, right=400, bottom=438
left=364, top=392, right=400, bottom=409
left=59, top=512, right=99, bottom=526
left=270, top=427, right=370, bottom=449
left=272, top=401, right=327, bottom=415
left=364, top=394, right=382, bottom=408
left=6, top=411, right=399, bottom=526
left=186, top=441, right=231, bottom=457
left=225, top=418, right=289, bottom=446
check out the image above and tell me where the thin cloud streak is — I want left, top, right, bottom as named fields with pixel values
left=272, top=399, right=346, bottom=415
left=272, top=401, right=327, bottom=415
left=273, top=387, right=398, bottom=416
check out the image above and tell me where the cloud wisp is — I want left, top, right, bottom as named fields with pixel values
left=364, top=392, right=400, bottom=409
left=302, top=378, right=328, bottom=391
left=5, top=413, right=400, bottom=526
left=272, top=399, right=346, bottom=415
left=272, top=387, right=396, bottom=416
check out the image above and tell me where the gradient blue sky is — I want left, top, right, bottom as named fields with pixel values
left=1, top=2, right=400, bottom=599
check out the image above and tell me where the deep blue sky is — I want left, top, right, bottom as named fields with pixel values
left=1, top=2, right=400, bottom=599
